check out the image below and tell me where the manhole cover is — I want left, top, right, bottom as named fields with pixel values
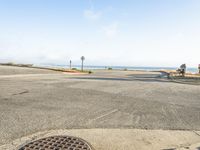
left=18, top=136, right=93, bottom=150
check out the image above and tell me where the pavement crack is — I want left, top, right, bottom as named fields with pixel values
left=12, top=90, right=29, bottom=96
left=193, top=130, right=200, bottom=137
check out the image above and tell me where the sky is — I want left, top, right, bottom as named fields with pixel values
left=0, top=0, right=200, bottom=67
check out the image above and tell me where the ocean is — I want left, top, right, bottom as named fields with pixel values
left=36, top=64, right=199, bottom=73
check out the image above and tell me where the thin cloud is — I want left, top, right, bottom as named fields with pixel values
left=83, top=9, right=102, bottom=20
left=83, top=0, right=102, bottom=21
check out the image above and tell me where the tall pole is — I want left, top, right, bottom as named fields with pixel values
left=70, top=60, right=72, bottom=70
left=81, top=60, right=83, bottom=71
left=81, top=56, right=85, bottom=72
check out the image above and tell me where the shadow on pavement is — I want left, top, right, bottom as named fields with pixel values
left=127, top=73, right=162, bottom=78
left=70, top=76, right=170, bottom=83
left=71, top=72, right=200, bottom=85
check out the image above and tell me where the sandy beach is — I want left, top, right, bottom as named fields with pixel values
left=0, top=65, right=200, bottom=150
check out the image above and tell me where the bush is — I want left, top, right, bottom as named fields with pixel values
left=108, top=67, right=112, bottom=70
left=4, top=62, right=14, bottom=66
left=72, top=68, right=77, bottom=70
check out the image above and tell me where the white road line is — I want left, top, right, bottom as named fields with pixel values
left=89, top=109, right=118, bottom=123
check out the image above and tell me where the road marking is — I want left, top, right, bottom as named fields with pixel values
left=89, top=109, right=118, bottom=123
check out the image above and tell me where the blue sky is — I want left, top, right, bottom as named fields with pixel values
left=0, top=0, right=200, bottom=67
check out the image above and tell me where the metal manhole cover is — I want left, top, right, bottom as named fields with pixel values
left=18, top=136, right=93, bottom=150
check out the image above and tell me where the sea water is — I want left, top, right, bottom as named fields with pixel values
left=36, top=64, right=198, bottom=73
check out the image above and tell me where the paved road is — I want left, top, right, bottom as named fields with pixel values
left=0, top=65, right=200, bottom=145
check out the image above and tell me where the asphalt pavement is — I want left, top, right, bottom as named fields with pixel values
left=0, top=65, right=200, bottom=147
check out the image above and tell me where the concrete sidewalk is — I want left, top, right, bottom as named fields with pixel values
left=1, top=129, right=200, bottom=150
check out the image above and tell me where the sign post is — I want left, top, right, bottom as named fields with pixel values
left=81, top=56, right=85, bottom=72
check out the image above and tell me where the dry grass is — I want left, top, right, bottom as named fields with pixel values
left=0, top=63, right=92, bottom=74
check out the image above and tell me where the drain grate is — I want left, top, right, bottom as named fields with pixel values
left=18, top=136, right=93, bottom=150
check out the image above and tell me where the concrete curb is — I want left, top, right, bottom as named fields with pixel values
left=1, top=129, right=200, bottom=150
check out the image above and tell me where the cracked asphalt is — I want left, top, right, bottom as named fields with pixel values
left=0, top=65, right=200, bottom=146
